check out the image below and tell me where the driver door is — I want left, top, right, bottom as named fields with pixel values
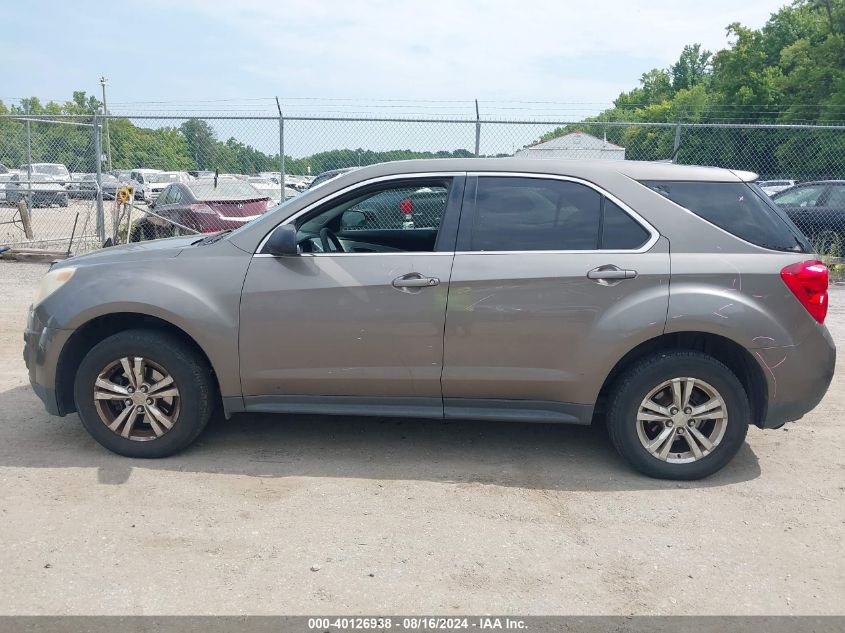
left=237, top=175, right=464, bottom=418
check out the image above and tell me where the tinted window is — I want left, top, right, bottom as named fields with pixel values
left=643, top=181, right=806, bottom=252
left=472, top=177, right=601, bottom=251
left=772, top=184, right=826, bottom=207
left=601, top=199, right=650, bottom=249
left=826, top=185, right=845, bottom=207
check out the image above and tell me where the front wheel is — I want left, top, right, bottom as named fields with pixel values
left=73, top=329, right=215, bottom=458
left=606, top=351, right=749, bottom=479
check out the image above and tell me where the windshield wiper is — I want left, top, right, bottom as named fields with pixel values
left=193, top=229, right=233, bottom=245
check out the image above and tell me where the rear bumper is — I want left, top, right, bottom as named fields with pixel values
left=755, top=326, right=836, bottom=428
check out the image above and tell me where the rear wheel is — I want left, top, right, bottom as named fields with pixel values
left=606, top=351, right=749, bottom=479
left=73, top=329, right=215, bottom=458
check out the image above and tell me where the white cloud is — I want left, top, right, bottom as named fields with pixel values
left=148, top=0, right=782, bottom=108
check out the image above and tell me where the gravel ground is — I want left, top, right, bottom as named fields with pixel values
left=0, top=261, right=843, bottom=615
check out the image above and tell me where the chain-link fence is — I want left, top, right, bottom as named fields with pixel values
left=1, top=113, right=844, bottom=255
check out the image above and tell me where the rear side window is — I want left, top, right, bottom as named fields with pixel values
left=601, top=200, right=650, bottom=249
left=642, top=181, right=807, bottom=252
left=471, top=177, right=650, bottom=251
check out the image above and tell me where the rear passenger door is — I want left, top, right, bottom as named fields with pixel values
left=441, top=174, right=670, bottom=423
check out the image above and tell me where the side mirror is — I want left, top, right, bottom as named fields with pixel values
left=341, top=210, right=366, bottom=229
left=265, top=224, right=299, bottom=256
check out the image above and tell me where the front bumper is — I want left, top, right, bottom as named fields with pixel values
left=24, top=305, right=71, bottom=416
left=755, top=325, right=836, bottom=428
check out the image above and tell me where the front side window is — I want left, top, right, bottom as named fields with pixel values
left=469, top=177, right=650, bottom=252
left=295, top=179, right=451, bottom=253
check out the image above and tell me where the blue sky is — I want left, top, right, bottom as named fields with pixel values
left=1, top=0, right=785, bottom=156
left=2, top=0, right=785, bottom=110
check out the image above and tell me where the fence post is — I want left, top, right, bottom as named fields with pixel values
left=93, top=115, right=105, bottom=243
left=24, top=100, right=33, bottom=210
left=474, top=99, right=481, bottom=157
left=276, top=97, right=285, bottom=200
left=672, top=122, right=682, bottom=163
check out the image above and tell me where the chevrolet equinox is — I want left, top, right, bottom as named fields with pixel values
left=24, top=159, right=835, bottom=479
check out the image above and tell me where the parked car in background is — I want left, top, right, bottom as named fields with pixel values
left=189, top=170, right=215, bottom=178
left=246, top=176, right=298, bottom=203
left=67, top=173, right=90, bottom=199
left=25, top=159, right=834, bottom=480
left=0, top=163, right=8, bottom=174
left=78, top=173, right=121, bottom=200
left=111, top=169, right=133, bottom=183
left=5, top=173, right=69, bottom=207
left=20, top=163, right=71, bottom=184
left=136, top=171, right=191, bottom=203
left=758, top=179, right=796, bottom=196
left=129, top=169, right=163, bottom=200
left=771, top=180, right=845, bottom=253
left=130, top=178, right=273, bottom=240
left=0, top=172, right=17, bottom=202
left=308, top=167, right=356, bottom=189
left=287, top=175, right=311, bottom=192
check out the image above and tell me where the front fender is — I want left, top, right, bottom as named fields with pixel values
left=37, top=241, right=251, bottom=397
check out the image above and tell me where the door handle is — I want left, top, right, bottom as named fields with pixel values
left=392, top=273, right=440, bottom=288
left=587, top=265, right=638, bottom=283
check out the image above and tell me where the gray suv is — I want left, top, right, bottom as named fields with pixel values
left=24, top=159, right=835, bottom=479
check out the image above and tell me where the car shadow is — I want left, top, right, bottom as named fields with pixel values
left=0, top=385, right=761, bottom=491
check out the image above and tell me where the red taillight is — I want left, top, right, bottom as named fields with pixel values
left=781, top=260, right=828, bottom=324
left=399, top=198, right=414, bottom=215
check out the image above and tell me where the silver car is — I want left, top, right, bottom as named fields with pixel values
left=24, top=159, right=835, bottom=479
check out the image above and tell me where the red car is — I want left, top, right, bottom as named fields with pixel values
left=131, top=178, right=276, bottom=240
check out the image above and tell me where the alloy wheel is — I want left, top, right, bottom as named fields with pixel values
left=636, top=377, right=728, bottom=463
left=93, top=356, right=181, bottom=441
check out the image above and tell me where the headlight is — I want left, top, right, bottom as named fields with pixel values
left=34, top=267, right=76, bottom=305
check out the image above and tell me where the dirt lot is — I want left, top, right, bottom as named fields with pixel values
left=0, top=260, right=843, bottom=615
left=0, top=198, right=138, bottom=254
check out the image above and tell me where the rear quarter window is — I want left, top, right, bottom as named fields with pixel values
left=641, top=181, right=808, bottom=253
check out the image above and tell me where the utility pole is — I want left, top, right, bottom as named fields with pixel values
left=99, top=76, right=112, bottom=171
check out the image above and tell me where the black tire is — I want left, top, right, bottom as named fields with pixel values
left=606, top=351, right=749, bottom=480
left=58, top=194, right=68, bottom=207
left=73, top=329, right=215, bottom=458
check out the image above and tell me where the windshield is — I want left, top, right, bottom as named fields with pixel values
left=150, top=173, right=183, bottom=184
left=187, top=180, right=264, bottom=201
left=28, top=164, right=69, bottom=177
